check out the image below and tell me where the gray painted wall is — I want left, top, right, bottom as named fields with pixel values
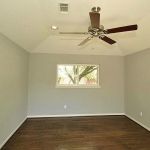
left=28, top=54, right=124, bottom=116
left=125, top=48, right=150, bottom=129
left=0, top=33, right=29, bottom=147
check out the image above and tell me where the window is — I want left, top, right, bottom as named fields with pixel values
left=56, top=64, right=100, bottom=88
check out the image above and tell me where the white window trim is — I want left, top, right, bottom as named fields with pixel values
left=56, top=64, right=101, bottom=88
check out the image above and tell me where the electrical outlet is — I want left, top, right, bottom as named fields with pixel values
left=64, top=105, right=67, bottom=109
left=140, top=112, right=143, bottom=116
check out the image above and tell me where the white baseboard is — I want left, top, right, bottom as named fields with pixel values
left=125, top=114, right=150, bottom=132
left=27, top=113, right=125, bottom=118
left=0, top=117, right=26, bottom=149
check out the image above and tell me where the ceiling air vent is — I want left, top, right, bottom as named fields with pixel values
left=59, top=3, right=69, bottom=14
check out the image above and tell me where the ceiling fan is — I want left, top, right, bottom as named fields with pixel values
left=59, top=7, right=138, bottom=46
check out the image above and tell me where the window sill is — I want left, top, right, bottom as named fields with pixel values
left=55, top=85, right=101, bottom=88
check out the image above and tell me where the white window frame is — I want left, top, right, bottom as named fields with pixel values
left=56, top=64, right=101, bottom=88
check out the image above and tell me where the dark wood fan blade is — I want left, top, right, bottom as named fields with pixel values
left=59, top=32, right=88, bottom=34
left=106, top=24, right=138, bottom=34
left=78, top=37, right=91, bottom=46
left=89, top=12, right=100, bottom=29
left=100, top=36, right=116, bottom=45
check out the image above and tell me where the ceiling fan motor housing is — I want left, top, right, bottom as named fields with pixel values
left=88, top=25, right=104, bottom=31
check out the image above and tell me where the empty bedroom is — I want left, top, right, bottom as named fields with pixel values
left=0, top=0, right=150, bottom=150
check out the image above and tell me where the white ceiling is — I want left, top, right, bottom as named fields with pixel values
left=0, top=0, right=150, bottom=56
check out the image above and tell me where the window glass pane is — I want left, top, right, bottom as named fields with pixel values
left=58, top=65, right=78, bottom=84
left=78, top=66, right=98, bottom=85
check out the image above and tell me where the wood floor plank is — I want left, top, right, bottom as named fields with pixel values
left=1, top=116, right=150, bottom=150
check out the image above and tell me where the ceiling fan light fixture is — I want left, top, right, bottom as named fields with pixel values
left=51, top=26, right=58, bottom=30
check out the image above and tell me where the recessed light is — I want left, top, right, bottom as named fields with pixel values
left=51, top=26, right=58, bottom=30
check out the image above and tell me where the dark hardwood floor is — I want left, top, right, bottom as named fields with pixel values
left=1, top=116, right=150, bottom=150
